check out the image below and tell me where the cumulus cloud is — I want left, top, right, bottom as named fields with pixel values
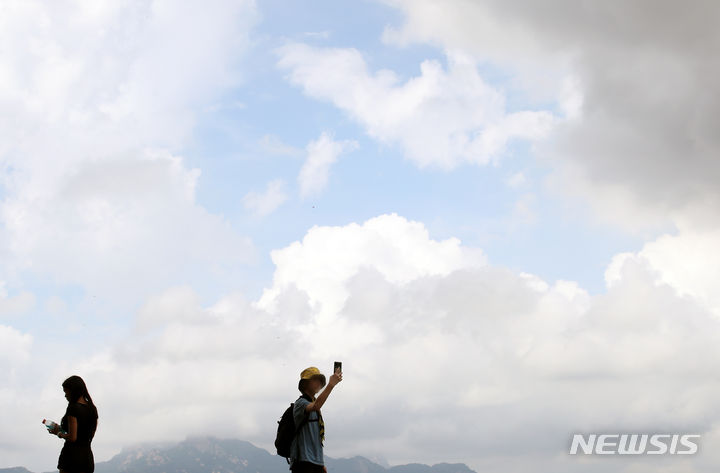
left=0, top=283, right=35, bottom=317
left=3, top=4, right=719, bottom=473
left=257, top=213, right=486, bottom=321
left=298, top=132, right=358, bottom=197
left=5, top=213, right=720, bottom=473
left=0, top=325, right=33, bottom=368
left=0, top=0, right=257, bottom=297
left=1, top=149, right=253, bottom=299
left=277, top=43, right=555, bottom=170
left=606, top=228, right=720, bottom=319
left=242, top=179, right=288, bottom=216
left=504, top=171, right=527, bottom=189
left=258, top=134, right=303, bottom=157
left=382, top=0, right=720, bottom=231
left=510, top=191, right=537, bottom=226
left=61, top=214, right=720, bottom=473
left=262, top=217, right=720, bottom=473
left=0, top=324, right=33, bottom=464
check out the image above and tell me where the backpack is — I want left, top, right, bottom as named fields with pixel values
left=275, top=401, right=309, bottom=461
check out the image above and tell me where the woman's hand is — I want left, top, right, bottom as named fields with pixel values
left=48, top=424, right=60, bottom=435
left=323, top=466, right=328, bottom=473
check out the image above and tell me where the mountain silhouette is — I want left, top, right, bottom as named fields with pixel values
left=1, top=437, right=475, bottom=473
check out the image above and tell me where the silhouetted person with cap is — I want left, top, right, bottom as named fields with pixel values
left=289, top=366, right=342, bottom=473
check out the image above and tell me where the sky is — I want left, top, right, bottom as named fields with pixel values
left=1, top=1, right=720, bottom=472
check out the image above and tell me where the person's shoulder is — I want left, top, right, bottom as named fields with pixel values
left=68, top=402, right=95, bottom=416
left=294, top=396, right=312, bottom=417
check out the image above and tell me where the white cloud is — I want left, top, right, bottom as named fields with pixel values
left=510, top=192, right=537, bottom=226
left=255, top=215, right=720, bottom=473
left=0, top=323, right=34, bottom=465
left=0, top=0, right=258, bottom=297
left=382, top=0, right=720, bottom=231
left=298, top=132, right=358, bottom=197
left=504, top=171, right=527, bottom=189
left=277, top=43, right=555, bottom=170
left=5, top=213, right=720, bottom=473
left=0, top=283, right=35, bottom=317
left=303, top=30, right=331, bottom=40
left=2, top=3, right=718, bottom=473
left=0, top=325, right=32, bottom=368
left=257, top=213, right=486, bottom=321
left=606, top=228, right=720, bottom=319
left=258, top=134, right=303, bottom=157
left=242, top=179, right=288, bottom=217
left=1, top=149, right=253, bottom=299
left=106, top=216, right=720, bottom=472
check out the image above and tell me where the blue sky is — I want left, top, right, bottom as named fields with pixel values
left=3, top=2, right=718, bottom=473
left=180, top=0, right=644, bottom=303
left=1, top=0, right=645, bottom=317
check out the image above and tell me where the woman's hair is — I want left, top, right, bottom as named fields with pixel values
left=62, top=375, right=98, bottom=419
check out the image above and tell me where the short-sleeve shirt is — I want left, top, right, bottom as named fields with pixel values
left=58, top=402, right=98, bottom=473
left=61, top=402, right=97, bottom=444
left=290, top=395, right=323, bottom=467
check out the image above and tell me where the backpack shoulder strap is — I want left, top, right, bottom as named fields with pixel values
left=293, top=397, right=312, bottom=431
left=298, top=393, right=320, bottom=423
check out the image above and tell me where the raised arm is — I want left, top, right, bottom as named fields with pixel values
left=306, top=368, right=342, bottom=412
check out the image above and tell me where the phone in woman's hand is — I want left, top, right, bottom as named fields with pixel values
left=334, top=361, right=342, bottom=373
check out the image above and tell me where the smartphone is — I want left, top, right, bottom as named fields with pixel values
left=334, top=361, right=342, bottom=373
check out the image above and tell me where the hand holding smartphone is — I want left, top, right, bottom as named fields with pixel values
left=329, top=361, right=343, bottom=387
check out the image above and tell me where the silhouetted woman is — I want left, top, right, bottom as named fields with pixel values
left=47, top=376, right=98, bottom=473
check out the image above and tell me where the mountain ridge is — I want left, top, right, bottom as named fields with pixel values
left=1, top=437, right=476, bottom=473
